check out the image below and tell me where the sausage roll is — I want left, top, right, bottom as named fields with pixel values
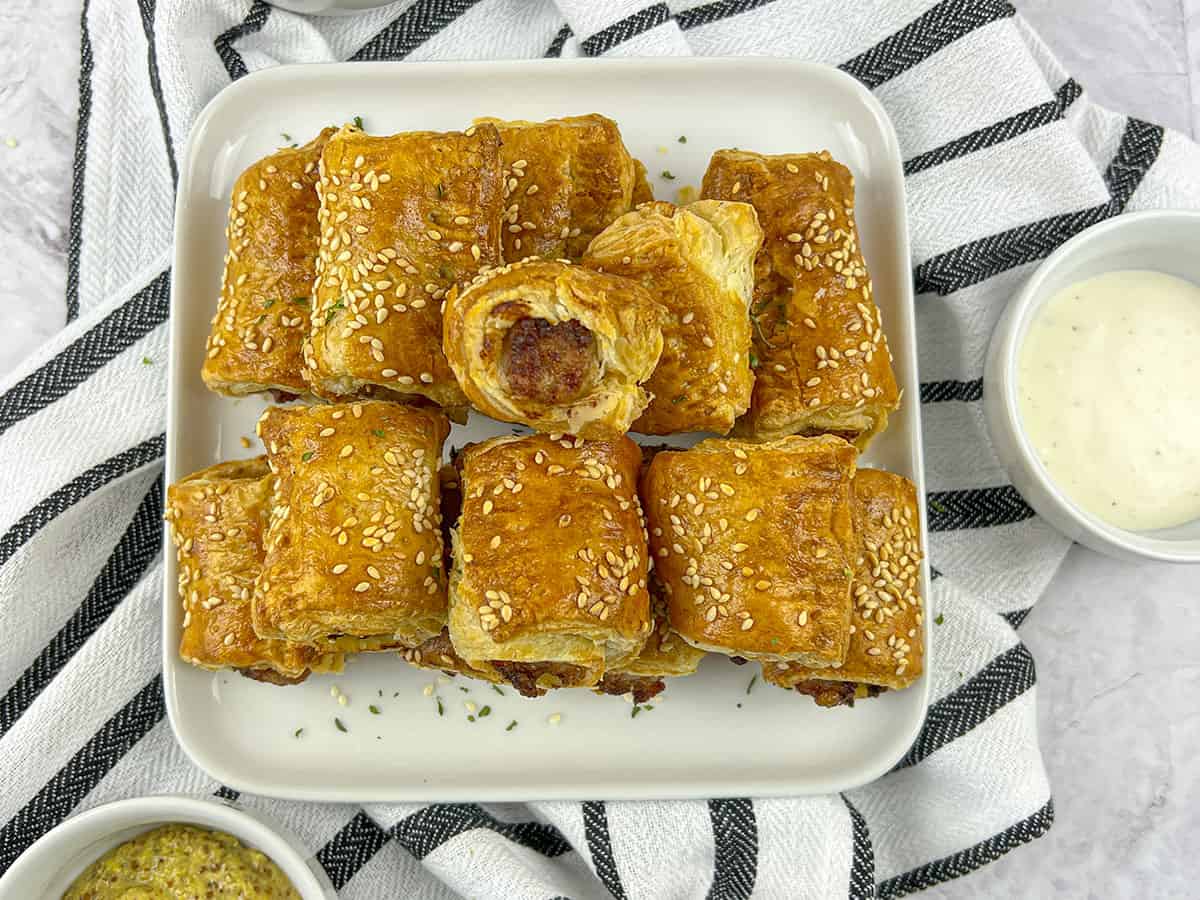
left=643, top=435, right=857, bottom=665
left=594, top=569, right=706, bottom=702
left=304, top=124, right=504, bottom=415
left=700, top=150, right=900, bottom=446
left=253, top=401, right=451, bottom=651
left=474, top=114, right=652, bottom=261
left=448, top=434, right=651, bottom=696
left=443, top=258, right=664, bottom=438
left=202, top=129, right=333, bottom=399
left=763, top=468, right=924, bottom=706
left=166, top=459, right=342, bottom=685
left=583, top=199, right=762, bottom=434
left=399, top=464, right=499, bottom=681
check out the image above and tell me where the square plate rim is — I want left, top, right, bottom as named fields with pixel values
left=164, top=55, right=932, bottom=802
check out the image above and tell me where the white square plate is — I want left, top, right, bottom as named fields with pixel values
left=165, top=58, right=930, bottom=802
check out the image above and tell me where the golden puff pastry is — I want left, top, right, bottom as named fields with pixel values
left=304, top=124, right=504, bottom=415
left=202, top=129, right=333, bottom=399
left=701, top=150, right=900, bottom=447
left=643, top=435, right=857, bottom=665
left=443, top=258, right=664, bottom=439
left=583, top=199, right=762, bottom=434
left=763, top=467, right=925, bottom=706
left=448, top=434, right=651, bottom=696
left=474, top=114, right=652, bottom=261
left=166, top=458, right=342, bottom=685
left=253, top=401, right=451, bottom=651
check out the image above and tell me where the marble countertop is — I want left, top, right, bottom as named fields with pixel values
left=2, top=1, right=1198, bottom=896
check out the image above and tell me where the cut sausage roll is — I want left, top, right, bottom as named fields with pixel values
left=583, top=199, right=762, bottom=434
left=763, top=468, right=925, bottom=706
left=166, top=458, right=342, bottom=685
left=443, top=258, right=664, bottom=438
left=700, top=150, right=900, bottom=446
left=304, top=124, right=504, bottom=415
left=253, top=401, right=451, bottom=652
left=202, top=129, right=333, bottom=399
left=643, top=435, right=857, bottom=665
left=474, top=113, right=653, bottom=261
left=448, top=434, right=652, bottom=696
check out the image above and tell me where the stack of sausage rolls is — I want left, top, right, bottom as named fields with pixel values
left=169, top=113, right=922, bottom=709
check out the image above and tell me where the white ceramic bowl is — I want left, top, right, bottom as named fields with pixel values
left=984, top=209, right=1200, bottom=563
left=0, top=795, right=335, bottom=898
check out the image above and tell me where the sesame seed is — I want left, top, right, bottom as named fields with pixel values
left=354, top=582, right=370, bottom=592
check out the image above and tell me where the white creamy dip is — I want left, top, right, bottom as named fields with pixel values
left=1017, top=269, right=1200, bottom=531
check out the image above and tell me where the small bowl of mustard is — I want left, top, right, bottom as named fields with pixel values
left=984, top=209, right=1200, bottom=563
left=0, top=795, right=335, bottom=899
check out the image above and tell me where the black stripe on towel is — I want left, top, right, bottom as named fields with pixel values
left=894, top=643, right=1036, bottom=771
left=136, top=0, right=178, bottom=187
left=676, top=0, right=777, bottom=30
left=0, top=269, right=170, bottom=439
left=0, top=474, right=163, bottom=739
left=904, top=79, right=1082, bottom=176
left=580, top=3, right=671, bottom=56
left=842, top=796, right=876, bottom=900
left=1002, top=607, right=1031, bottom=629
left=914, top=117, right=1164, bottom=296
left=390, top=804, right=572, bottom=860
left=213, top=786, right=240, bottom=802
left=545, top=24, right=573, bottom=57
left=0, top=432, right=165, bottom=568
left=926, top=485, right=1034, bottom=532
left=351, top=0, right=483, bottom=61
left=876, top=799, right=1054, bottom=899
left=65, top=0, right=94, bottom=322
left=839, top=0, right=1015, bottom=90
left=583, top=801, right=627, bottom=899
left=316, top=811, right=392, bottom=891
left=707, top=799, right=757, bottom=900
left=214, top=1, right=272, bottom=81
left=919, top=378, right=982, bottom=404
left=0, top=675, right=165, bottom=874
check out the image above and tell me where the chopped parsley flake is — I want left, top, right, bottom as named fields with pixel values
left=479, top=705, right=492, bottom=717
left=334, top=717, right=347, bottom=733
left=372, top=429, right=385, bottom=438
left=291, top=296, right=309, bottom=304
left=352, top=115, right=364, bottom=131
left=369, top=704, right=381, bottom=715
left=281, top=132, right=292, bottom=143
left=749, top=351, right=759, bottom=369
left=506, top=720, right=518, bottom=732
left=746, top=675, right=757, bottom=695
left=678, top=135, right=687, bottom=143
left=302, top=451, right=314, bottom=461
left=934, top=614, right=944, bottom=626
left=930, top=499, right=948, bottom=514
left=436, top=698, right=444, bottom=716
left=142, top=356, right=153, bottom=365
left=492, top=685, right=504, bottom=696
left=324, top=300, right=345, bottom=324
left=661, top=170, right=676, bottom=180
left=294, top=727, right=304, bottom=738
left=671, top=394, right=688, bottom=404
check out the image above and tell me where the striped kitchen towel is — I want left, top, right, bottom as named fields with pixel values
left=2, top=1, right=1199, bottom=897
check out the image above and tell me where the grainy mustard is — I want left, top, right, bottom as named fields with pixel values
left=62, top=823, right=300, bottom=899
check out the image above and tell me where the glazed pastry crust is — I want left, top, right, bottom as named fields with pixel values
left=448, top=434, right=651, bottom=687
left=475, top=114, right=651, bottom=261
left=584, top=200, right=761, bottom=434
left=700, top=150, right=900, bottom=447
left=166, top=458, right=341, bottom=682
left=253, top=401, right=451, bottom=649
left=443, top=258, right=664, bottom=439
left=202, top=129, right=333, bottom=398
left=763, top=467, right=924, bottom=692
left=305, top=124, right=504, bottom=412
left=643, top=435, right=857, bottom=664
